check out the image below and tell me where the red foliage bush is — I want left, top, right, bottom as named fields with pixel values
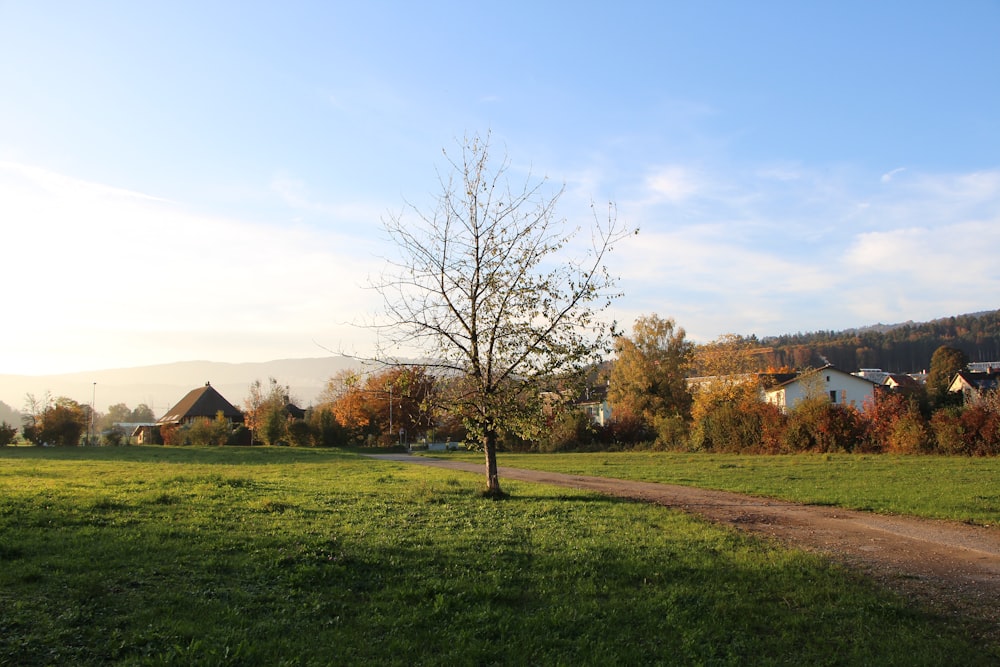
left=860, top=392, right=931, bottom=454
left=783, top=400, right=863, bottom=453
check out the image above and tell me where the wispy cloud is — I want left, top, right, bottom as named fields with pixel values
left=643, top=165, right=703, bottom=204
left=880, top=166, right=906, bottom=183
left=269, top=172, right=391, bottom=224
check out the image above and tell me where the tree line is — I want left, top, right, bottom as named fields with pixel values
left=754, top=310, right=1000, bottom=373
left=0, top=394, right=157, bottom=447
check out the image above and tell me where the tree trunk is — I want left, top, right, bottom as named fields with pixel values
left=482, top=430, right=504, bottom=497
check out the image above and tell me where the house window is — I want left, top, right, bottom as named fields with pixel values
left=829, top=390, right=837, bottom=403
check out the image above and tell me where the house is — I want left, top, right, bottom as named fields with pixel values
left=577, top=384, right=612, bottom=426
left=131, top=424, right=159, bottom=445
left=882, top=373, right=923, bottom=394
left=157, top=382, right=244, bottom=426
left=947, top=369, right=1000, bottom=404
left=110, top=421, right=156, bottom=445
left=764, top=365, right=878, bottom=413
left=283, top=398, right=306, bottom=420
left=542, top=385, right=613, bottom=426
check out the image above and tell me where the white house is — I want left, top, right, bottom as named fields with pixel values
left=764, top=365, right=878, bottom=413
left=948, top=369, right=1000, bottom=404
left=579, top=398, right=612, bottom=426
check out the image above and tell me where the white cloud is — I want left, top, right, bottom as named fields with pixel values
left=880, top=167, right=906, bottom=183
left=643, top=165, right=702, bottom=203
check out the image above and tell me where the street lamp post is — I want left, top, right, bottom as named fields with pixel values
left=90, top=382, right=96, bottom=446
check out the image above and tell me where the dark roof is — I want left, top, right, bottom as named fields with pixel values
left=757, top=372, right=798, bottom=389
left=157, top=382, right=243, bottom=424
left=951, top=370, right=1000, bottom=393
left=884, top=373, right=922, bottom=391
left=285, top=402, right=306, bottom=420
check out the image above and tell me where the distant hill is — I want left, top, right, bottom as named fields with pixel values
left=0, top=356, right=363, bottom=420
left=0, top=400, right=19, bottom=426
left=753, top=310, right=1000, bottom=373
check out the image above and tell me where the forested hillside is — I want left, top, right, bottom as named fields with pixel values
left=751, top=310, right=1000, bottom=373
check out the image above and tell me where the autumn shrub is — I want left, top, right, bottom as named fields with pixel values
left=24, top=402, right=86, bottom=446
left=230, top=425, right=252, bottom=446
left=754, top=401, right=788, bottom=453
left=653, top=414, right=689, bottom=450
left=286, top=419, right=313, bottom=447
left=308, top=408, right=347, bottom=447
left=537, top=410, right=595, bottom=452
left=783, top=399, right=862, bottom=453
left=691, top=402, right=743, bottom=452
left=969, top=388, right=1000, bottom=456
left=101, top=426, right=126, bottom=447
left=888, top=410, right=933, bottom=453
left=857, top=393, right=899, bottom=453
left=159, top=423, right=181, bottom=446
left=184, top=415, right=232, bottom=446
left=691, top=399, right=786, bottom=453
left=860, top=392, right=932, bottom=454
left=601, top=412, right=653, bottom=448
left=959, top=405, right=1000, bottom=456
left=929, top=408, right=967, bottom=455
left=498, top=430, right=533, bottom=452
left=927, top=402, right=1000, bottom=456
left=0, top=421, right=18, bottom=446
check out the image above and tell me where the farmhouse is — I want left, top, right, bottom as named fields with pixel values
left=157, top=382, right=244, bottom=426
left=764, top=365, right=878, bottom=413
left=283, top=398, right=306, bottom=420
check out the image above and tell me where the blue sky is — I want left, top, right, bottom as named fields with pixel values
left=2, top=1, right=998, bottom=375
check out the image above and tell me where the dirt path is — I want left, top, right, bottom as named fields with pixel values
left=368, top=454, right=1000, bottom=639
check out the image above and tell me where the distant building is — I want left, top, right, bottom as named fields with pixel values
left=853, top=368, right=890, bottom=384
left=157, top=382, right=243, bottom=426
left=541, top=384, right=613, bottom=427
left=967, top=361, right=1000, bottom=373
left=882, top=373, right=923, bottom=394
left=577, top=384, right=612, bottom=426
left=948, top=369, right=1000, bottom=404
left=282, top=397, right=306, bottom=420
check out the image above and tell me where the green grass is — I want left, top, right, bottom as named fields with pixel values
left=428, top=450, right=1000, bottom=526
left=0, top=446, right=996, bottom=665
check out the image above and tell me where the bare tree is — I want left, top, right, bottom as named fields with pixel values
left=373, top=132, right=633, bottom=496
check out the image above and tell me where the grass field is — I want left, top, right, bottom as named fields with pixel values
left=1, top=446, right=997, bottom=665
left=427, top=451, right=1000, bottom=526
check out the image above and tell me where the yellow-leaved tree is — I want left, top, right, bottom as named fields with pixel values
left=608, top=315, right=693, bottom=444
